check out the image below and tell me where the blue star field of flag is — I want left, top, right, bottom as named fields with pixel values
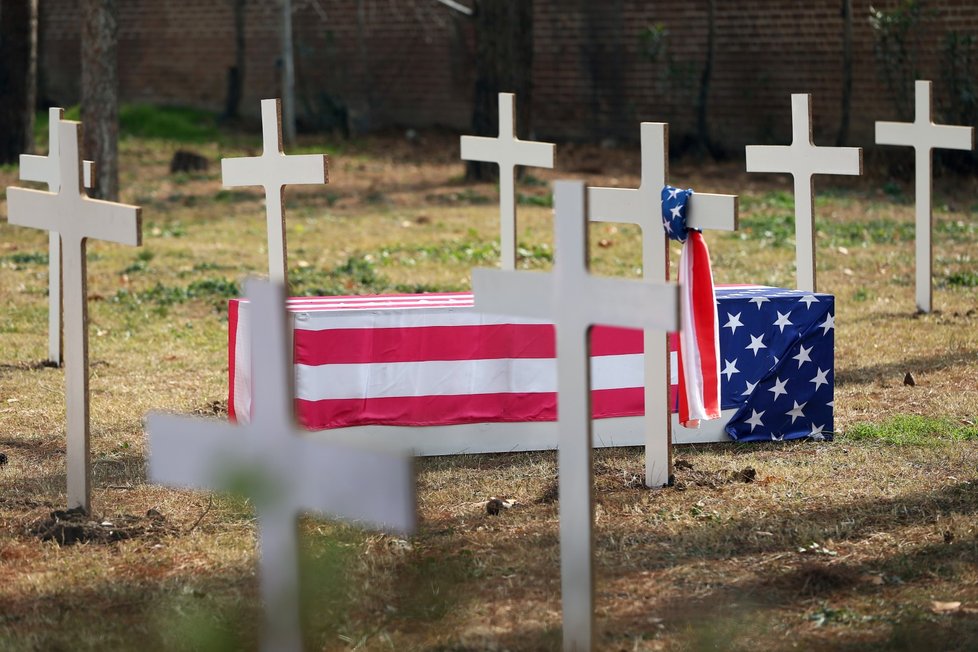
left=714, top=286, right=835, bottom=442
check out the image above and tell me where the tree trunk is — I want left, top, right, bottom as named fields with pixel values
left=224, top=0, right=246, bottom=121
left=693, top=0, right=716, bottom=158
left=583, top=0, right=626, bottom=141
left=281, top=0, right=296, bottom=144
left=466, top=0, right=533, bottom=181
left=836, top=0, right=853, bottom=146
left=0, top=0, right=35, bottom=163
left=81, top=0, right=119, bottom=200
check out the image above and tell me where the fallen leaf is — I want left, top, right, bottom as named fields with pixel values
left=931, top=601, right=962, bottom=614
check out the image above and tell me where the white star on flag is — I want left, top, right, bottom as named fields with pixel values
left=724, top=312, right=744, bottom=334
left=745, top=409, right=765, bottom=432
left=746, top=334, right=766, bottom=356
left=749, top=296, right=770, bottom=309
left=820, top=312, right=835, bottom=335
left=670, top=205, right=682, bottom=219
left=792, top=344, right=813, bottom=368
left=742, top=379, right=758, bottom=396
left=787, top=400, right=807, bottom=423
left=721, top=358, right=740, bottom=381
left=810, top=423, right=825, bottom=438
left=768, top=376, right=789, bottom=401
left=667, top=187, right=680, bottom=200
left=773, top=311, right=793, bottom=333
left=810, top=367, right=830, bottom=391
left=799, top=295, right=819, bottom=308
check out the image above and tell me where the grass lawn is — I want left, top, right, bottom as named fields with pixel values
left=1, top=108, right=977, bottom=650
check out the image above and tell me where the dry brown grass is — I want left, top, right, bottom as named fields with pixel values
left=0, top=126, right=977, bottom=650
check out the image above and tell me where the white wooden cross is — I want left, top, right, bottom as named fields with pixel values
left=589, top=122, right=737, bottom=489
left=7, top=120, right=141, bottom=513
left=19, top=107, right=95, bottom=365
left=472, top=180, right=679, bottom=652
left=222, top=98, right=328, bottom=287
left=461, top=92, right=555, bottom=269
left=876, top=80, right=974, bottom=312
left=746, top=94, right=863, bottom=292
left=146, top=279, right=415, bottom=652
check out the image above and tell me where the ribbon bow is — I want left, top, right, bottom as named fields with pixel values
left=662, top=185, right=721, bottom=428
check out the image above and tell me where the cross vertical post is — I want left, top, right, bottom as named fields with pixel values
left=222, top=98, right=329, bottom=288
left=875, top=80, right=974, bottom=312
left=7, top=120, right=141, bottom=512
left=588, top=123, right=737, bottom=488
left=461, top=93, right=555, bottom=269
left=746, top=94, right=863, bottom=292
left=19, top=107, right=95, bottom=365
left=147, top=280, right=415, bottom=652
left=473, top=181, right=679, bottom=651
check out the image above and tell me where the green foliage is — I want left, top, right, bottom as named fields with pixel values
left=2, top=252, right=48, bottom=265
left=376, top=238, right=552, bottom=269
left=120, top=105, right=219, bottom=143
left=639, top=23, right=669, bottom=62
left=112, top=277, right=240, bottom=310
left=941, top=31, right=978, bottom=126
left=517, top=192, right=553, bottom=208
left=845, top=414, right=978, bottom=445
left=36, top=104, right=219, bottom=145
left=945, top=270, right=978, bottom=287
left=869, top=0, right=922, bottom=121
left=290, top=255, right=458, bottom=296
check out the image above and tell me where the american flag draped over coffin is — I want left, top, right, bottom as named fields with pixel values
left=228, top=286, right=834, bottom=442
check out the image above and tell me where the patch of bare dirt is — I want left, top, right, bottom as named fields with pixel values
left=29, top=507, right=178, bottom=546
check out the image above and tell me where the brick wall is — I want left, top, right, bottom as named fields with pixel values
left=39, top=0, right=978, bottom=149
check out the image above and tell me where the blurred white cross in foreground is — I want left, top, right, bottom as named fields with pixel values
left=473, top=180, right=678, bottom=651
left=146, top=279, right=415, bottom=652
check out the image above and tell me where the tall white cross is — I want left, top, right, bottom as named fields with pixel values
left=589, top=122, right=737, bottom=489
left=746, top=94, right=863, bottom=292
left=461, top=92, right=555, bottom=269
left=876, top=80, right=974, bottom=312
left=146, top=279, right=415, bottom=652
left=7, top=120, right=141, bottom=513
left=222, top=98, right=329, bottom=287
left=19, top=107, right=95, bottom=365
left=472, top=180, right=678, bottom=652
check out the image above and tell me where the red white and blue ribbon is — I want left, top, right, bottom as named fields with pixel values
left=662, top=186, right=721, bottom=427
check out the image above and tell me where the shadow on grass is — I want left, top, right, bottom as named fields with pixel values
left=836, top=347, right=978, bottom=387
